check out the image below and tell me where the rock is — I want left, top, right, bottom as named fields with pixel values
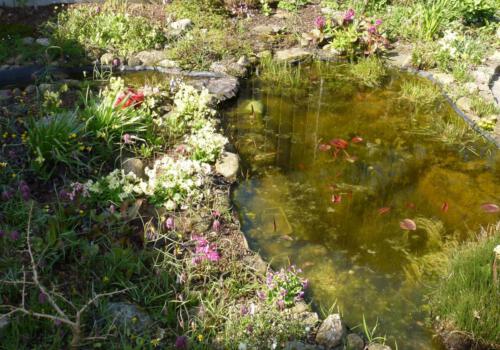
left=315, top=314, right=346, bottom=349
left=296, top=311, right=320, bottom=329
left=237, top=55, right=250, bottom=67
left=134, top=50, right=167, bottom=66
left=127, top=55, right=142, bottom=67
left=471, top=68, right=492, bottom=86
left=253, top=24, right=283, bottom=35
left=170, top=18, right=193, bottom=32
left=456, top=96, right=472, bottom=113
left=244, top=254, right=268, bottom=274
left=432, top=72, right=454, bottom=86
left=22, top=37, right=35, bottom=45
left=105, top=302, right=153, bottom=334
left=35, top=38, right=50, bottom=46
left=38, top=84, right=56, bottom=94
left=158, top=59, right=179, bottom=68
left=215, top=151, right=239, bottom=181
left=366, top=344, right=391, bottom=350
left=274, top=9, right=293, bottom=19
left=463, top=82, right=479, bottom=94
left=100, top=53, right=116, bottom=65
left=122, top=158, right=145, bottom=179
left=205, top=75, right=239, bottom=102
left=346, top=334, right=364, bottom=350
left=275, top=47, right=312, bottom=63
left=24, top=85, right=36, bottom=95
left=0, top=90, right=13, bottom=105
left=210, top=59, right=247, bottom=78
left=257, top=50, right=273, bottom=59
left=290, top=301, right=308, bottom=314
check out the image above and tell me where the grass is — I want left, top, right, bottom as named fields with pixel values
left=399, top=77, right=444, bottom=109
left=429, top=225, right=500, bottom=346
left=349, top=57, right=387, bottom=88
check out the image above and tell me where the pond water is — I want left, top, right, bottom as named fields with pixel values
left=224, top=62, right=500, bottom=349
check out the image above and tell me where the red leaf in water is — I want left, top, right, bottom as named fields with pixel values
left=481, top=203, right=500, bottom=213
left=400, top=219, right=417, bottom=231
left=406, top=202, right=416, bottom=210
left=318, top=144, right=331, bottom=152
left=441, top=202, right=449, bottom=213
left=331, top=194, right=342, bottom=203
left=351, top=136, right=363, bottom=143
left=378, top=207, right=391, bottom=215
left=329, top=138, right=349, bottom=149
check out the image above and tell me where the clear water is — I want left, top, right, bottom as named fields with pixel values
left=225, top=63, right=500, bottom=349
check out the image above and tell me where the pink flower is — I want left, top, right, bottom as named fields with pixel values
left=314, top=16, right=326, bottom=30
left=212, top=219, right=221, bottom=232
left=343, top=8, right=355, bottom=23
left=165, top=217, right=175, bottom=230
left=375, top=19, right=383, bottom=26
left=368, top=26, right=377, bottom=34
left=206, top=248, right=220, bottom=262
left=112, top=58, right=121, bottom=67
left=122, top=134, right=133, bottom=144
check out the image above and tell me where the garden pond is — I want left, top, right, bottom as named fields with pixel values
left=223, top=63, right=500, bottom=349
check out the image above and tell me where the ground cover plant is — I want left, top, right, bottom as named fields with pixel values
left=0, top=71, right=311, bottom=349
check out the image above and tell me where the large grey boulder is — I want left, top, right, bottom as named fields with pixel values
left=315, top=314, right=346, bottom=349
left=346, top=333, right=365, bottom=350
left=215, top=151, right=239, bottom=182
left=134, top=50, right=167, bottom=66
left=100, top=53, right=116, bottom=65
left=366, top=344, right=392, bottom=350
left=35, top=38, right=50, bottom=46
left=170, top=19, right=193, bottom=32
left=122, top=158, right=145, bottom=179
left=275, top=47, right=312, bottom=63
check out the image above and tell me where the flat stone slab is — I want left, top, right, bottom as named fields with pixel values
left=275, top=48, right=312, bottom=63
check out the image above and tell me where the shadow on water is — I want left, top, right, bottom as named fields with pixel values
left=225, top=62, right=499, bottom=349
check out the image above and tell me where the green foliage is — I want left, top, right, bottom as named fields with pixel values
left=277, top=0, right=310, bottom=12
left=349, top=56, right=387, bottom=87
left=48, top=6, right=166, bottom=57
left=26, top=112, right=87, bottom=177
left=399, top=77, right=443, bottom=109
left=469, top=93, right=500, bottom=118
left=429, top=231, right=500, bottom=344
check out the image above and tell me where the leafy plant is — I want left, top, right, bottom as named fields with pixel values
left=277, top=0, right=309, bottom=12
left=349, top=56, right=387, bottom=87
left=26, top=112, right=87, bottom=177
left=261, top=265, right=308, bottom=309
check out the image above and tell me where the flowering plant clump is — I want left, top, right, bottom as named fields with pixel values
left=260, top=265, right=308, bottom=310
left=303, top=8, right=389, bottom=59
left=164, top=84, right=216, bottom=136
left=144, top=156, right=211, bottom=210
left=114, top=88, right=145, bottom=109
left=184, top=125, right=228, bottom=163
left=191, top=234, right=220, bottom=264
left=434, top=29, right=484, bottom=71
left=84, top=169, right=145, bottom=203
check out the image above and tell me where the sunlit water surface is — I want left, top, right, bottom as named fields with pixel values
left=224, top=63, right=500, bottom=349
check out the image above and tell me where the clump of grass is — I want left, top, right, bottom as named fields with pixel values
left=258, top=56, right=306, bottom=90
left=429, top=226, right=500, bottom=346
left=399, top=78, right=443, bottom=109
left=470, top=94, right=500, bottom=118
left=349, top=57, right=387, bottom=88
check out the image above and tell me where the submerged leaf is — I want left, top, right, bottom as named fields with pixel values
left=318, top=143, right=331, bottom=152
left=329, top=138, right=349, bottom=149
left=378, top=207, right=391, bottom=215
left=331, top=194, right=342, bottom=203
left=351, top=136, right=363, bottom=143
left=481, top=203, right=499, bottom=213
left=441, top=202, right=449, bottom=213
left=400, top=218, right=417, bottom=231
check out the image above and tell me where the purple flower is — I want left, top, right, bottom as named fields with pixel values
left=122, top=134, right=133, bottom=144
left=296, top=291, right=305, bottom=300
left=165, top=217, right=175, bottom=230
left=241, top=305, right=248, bottom=315
left=375, top=19, right=383, bottom=26
left=18, top=180, right=30, bottom=201
left=314, top=16, right=326, bottom=30
left=39, top=292, right=48, bottom=304
left=175, top=335, right=188, bottom=349
left=343, top=8, right=355, bottom=23
left=302, top=279, right=309, bottom=289
left=212, top=210, right=220, bottom=218
left=112, top=58, right=121, bottom=67
left=276, top=299, right=285, bottom=310
left=368, top=26, right=377, bottom=34
left=1, top=189, right=14, bottom=201
left=256, top=290, right=266, bottom=300
left=212, top=219, right=221, bottom=232
left=206, top=249, right=220, bottom=262
left=95, top=6, right=101, bottom=14
left=10, top=230, right=19, bottom=241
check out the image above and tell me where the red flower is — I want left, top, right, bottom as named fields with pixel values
left=114, top=88, right=144, bottom=109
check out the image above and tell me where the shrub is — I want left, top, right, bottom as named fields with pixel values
left=184, top=125, right=228, bottom=163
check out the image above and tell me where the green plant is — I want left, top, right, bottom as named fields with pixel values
left=399, top=78, right=443, bottom=109
left=349, top=56, right=387, bottom=87
left=454, top=0, right=496, bottom=25
left=277, top=0, right=309, bottom=12
left=429, top=228, right=500, bottom=345
left=470, top=93, right=500, bottom=118
left=26, top=112, right=87, bottom=177
left=48, top=6, right=166, bottom=57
